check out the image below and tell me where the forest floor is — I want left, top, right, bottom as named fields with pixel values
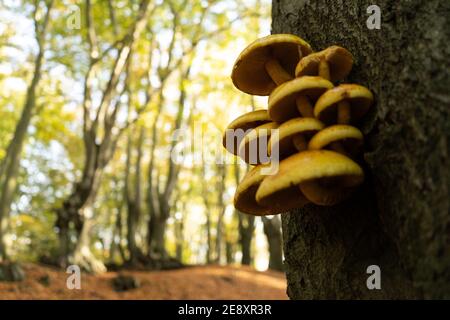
left=0, top=263, right=287, bottom=300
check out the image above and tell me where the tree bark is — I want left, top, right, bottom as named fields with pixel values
left=262, top=216, right=283, bottom=271
left=201, top=153, right=213, bottom=264
left=214, top=163, right=226, bottom=263
left=55, top=0, right=152, bottom=270
left=225, top=241, right=235, bottom=264
left=72, top=216, right=106, bottom=274
left=239, top=217, right=254, bottom=266
left=272, top=0, right=450, bottom=299
left=0, top=0, right=53, bottom=262
left=175, top=210, right=184, bottom=261
left=147, top=64, right=192, bottom=259
left=125, top=124, right=144, bottom=265
left=234, top=159, right=255, bottom=266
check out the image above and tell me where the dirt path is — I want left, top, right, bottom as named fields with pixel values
left=0, top=263, right=288, bottom=300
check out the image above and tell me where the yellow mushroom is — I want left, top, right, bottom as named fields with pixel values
left=268, top=76, right=333, bottom=121
left=295, top=46, right=354, bottom=123
left=295, top=45, right=353, bottom=82
left=314, top=84, right=374, bottom=125
left=222, top=110, right=271, bottom=155
left=238, top=122, right=278, bottom=165
left=268, top=117, right=324, bottom=160
left=256, top=150, right=364, bottom=206
left=235, top=164, right=309, bottom=216
left=308, top=125, right=363, bottom=157
left=231, top=34, right=313, bottom=96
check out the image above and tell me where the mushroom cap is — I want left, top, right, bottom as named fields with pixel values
left=238, top=122, right=278, bottom=165
left=231, top=34, right=313, bottom=96
left=295, top=45, right=353, bottom=82
left=222, top=110, right=271, bottom=155
left=314, top=84, right=374, bottom=125
left=268, top=117, right=325, bottom=159
left=268, top=76, right=333, bottom=122
left=255, top=150, right=364, bottom=205
left=308, top=125, right=363, bottom=154
left=234, top=164, right=309, bottom=216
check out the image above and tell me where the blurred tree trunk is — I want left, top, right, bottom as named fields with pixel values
left=55, top=0, right=152, bottom=271
left=225, top=241, right=235, bottom=264
left=201, top=151, right=213, bottom=264
left=142, top=2, right=213, bottom=262
left=148, top=216, right=167, bottom=257
left=125, top=124, right=145, bottom=265
left=109, top=206, right=126, bottom=264
left=147, top=64, right=192, bottom=258
left=0, top=0, right=53, bottom=262
left=174, top=186, right=190, bottom=262
left=72, top=216, right=106, bottom=273
left=234, top=159, right=255, bottom=266
left=107, top=176, right=126, bottom=264
left=273, top=0, right=449, bottom=299
left=239, top=216, right=255, bottom=266
left=174, top=202, right=185, bottom=262
left=214, top=163, right=226, bottom=263
left=262, top=216, right=283, bottom=271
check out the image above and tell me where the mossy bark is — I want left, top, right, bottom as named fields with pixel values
left=272, top=0, right=450, bottom=299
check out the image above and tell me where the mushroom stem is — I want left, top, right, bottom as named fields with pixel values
left=292, top=134, right=307, bottom=151
left=318, top=59, right=330, bottom=81
left=299, top=181, right=351, bottom=206
left=297, top=46, right=304, bottom=61
left=329, top=141, right=348, bottom=156
left=295, top=95, right=314, bottom=117
left=337, top=100, right=351, bottom=124
left=265, top=58, right=293, bottom=85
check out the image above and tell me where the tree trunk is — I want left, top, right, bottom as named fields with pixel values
left=55, top=154, right=102, bottom=268
left=125, top=125, right=144, bottom=265
left=148, top=215, right=167, bottom=258
left=126, top=201, right=139, bottom=263
left=72, top=216, right=106, bottom=274
left=146, top=65, right=191, bottom=261
left=262, top=216, right=283, bottom=271
left=273, top=0, right=450, bottom=299
left=234, top=158, right=255, bottom=266
left=225, top=241, right=235, bottom=264
left=0, top=228, right=7, bottom=262
left=205, top=212, right=212, bottom=264
left=55, top=0, right=151, bottom=270
left=240, top=225, right=253, bottom=266
left=239, top=214, right=255, bottom=266
left=0, top=0, right=53, bottom=262
left=175, top=218, right=184, bottom=261
left=214, top=163, right=226, bottom=263
left=201, top=155, right=213, bottom=264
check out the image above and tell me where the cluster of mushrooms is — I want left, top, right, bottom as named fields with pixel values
left=222, top=34, right=374, bottom=215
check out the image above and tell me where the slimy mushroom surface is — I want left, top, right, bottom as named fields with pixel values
left=268, top=117, right=324, bottom=160
left=295, top=45, right=353, bottom=82
left=234, top=164, right=309, bottom=216
left=268, top=76, right=333, bottom=121
left=256, top=150, right=364, bottom=206
left=314, top=84, right=374, bottom=125
left=308, top=124, right=363, bottom=156
left=238, top=122, right=278, bottom=165
left=231, top=34, right=313, bottom=96
left=222, top=109, right=271, bottom=155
